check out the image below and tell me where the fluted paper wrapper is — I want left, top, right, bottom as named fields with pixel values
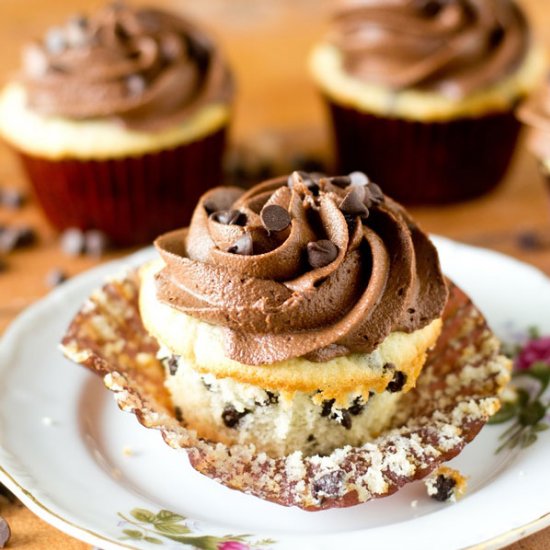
left=327, top=100, right=522, bottom=205
left=61, top=273, right=511, bottom=511
left=14, top=127, right=227, bottom=246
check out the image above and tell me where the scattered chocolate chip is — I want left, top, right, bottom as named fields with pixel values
left=260, top=204, right=291, bottom=233
left=174, top=406, right=184, bottom=423
left=127, top=74, right=146, bottom=96
left=325, top=175, right=351, bottom=188
left=340, top=186, right=369, bottom=218
left=0, top=484, right=16, bottom=504
left=307, top=434, right=316, bottom=442
left=348, top=396, right=364, bottom=416
left=287, top=171, right=320, bottom=195
left=221, top=404, right=250, bottom=428
left=45, top=268, right=68, bottom=288
left=167, top=355, right=179, bottom=376
left=321, top=399, right=335, bottom=417
left=44, top=26, right=66, bottom=54
left=348, top=171, right=369, bottom=187
left=387, top=370, right=407, bottom=393
left=0, top=516, right=10, bottom=548
left=0, top=187, right=26, bottom=209
left=312, top=470, right=344, bottom=499
left=211, top=209, right=247, bottom=226
left=339, top=409, right=352, bottom=430
left=227, top=233, right=254, bottom=256
left=85, top=230, right=110, bottom=258
left=431, top=474, right=456, bottom=502
left=60, top=227, right=85, bottom=257
left=307, top=240, right=338, bottom=269
left=0, top=225, right=36, bottom=253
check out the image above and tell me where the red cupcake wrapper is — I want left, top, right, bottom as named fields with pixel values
left=326, top=99, right=523, bottom=204
left=14, top=127, right=227, bottom=246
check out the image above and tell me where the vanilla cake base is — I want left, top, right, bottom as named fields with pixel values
left=160, top=348, right=402, bottom=457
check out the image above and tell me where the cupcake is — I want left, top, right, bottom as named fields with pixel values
left=62, top=170, right=511, bottom=509
left=310, top=0, right=546, bottom=204
left=519, top=77, right=550, bottom=183
left=138, top=171, right=448, bottom=457
left=0, top=3, right=233, bottom=246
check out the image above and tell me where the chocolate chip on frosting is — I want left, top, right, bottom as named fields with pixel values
left=307, top=240, right=338, bottom=269
left=349, top=171, right=369, bottom=187
left=365, top=183, right=384, bottom=207
left=339, top=186, right=369, bottom=218
left=287, top=170, right=320, bottom=195
left=211, top=209, right=246, bottom=226
left=227, top=233, right=254, bottom=256
left=260, top=204, right=291, bottom=233
left=324, top=175, right=351, bottom=188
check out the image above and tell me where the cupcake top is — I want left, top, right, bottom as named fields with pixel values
left=329, top=0, right=530, bottom=98
left=519, top=77, right=550, bottom=162
left=19, top=3, right=232, bottom=131
left=154, top=172, right=448, bottom=366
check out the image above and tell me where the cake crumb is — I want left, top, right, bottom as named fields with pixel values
left=425, top=466, right=468, bottom=503
left=122, top=446, right=134, bottom=457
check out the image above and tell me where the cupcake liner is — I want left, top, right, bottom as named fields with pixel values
left=14, top=127, right=227, bottom=246
left=326, top=99, right=523, bottom=204
left=61, top=271, right=510, bottom=511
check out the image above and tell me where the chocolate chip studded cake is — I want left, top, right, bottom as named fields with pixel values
left=138, top=171, right=448, bottom=457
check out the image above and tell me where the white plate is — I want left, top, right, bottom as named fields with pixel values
left=0, top=237, right=549, bottom=550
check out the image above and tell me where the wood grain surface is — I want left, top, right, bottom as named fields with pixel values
left=0, top=0, right=549, bottom=548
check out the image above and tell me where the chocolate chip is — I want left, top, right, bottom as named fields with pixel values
left=325, top=175, right=352, bottom=188
left=366, top=183, right=384, bottom=206
left=348, top=171, right=369, bottom=187
left=45, top=268, right=68, bottom=288
left=431, top=474, right=456, bottom=502
left=0, top=226, right=36, bottom=253
left=387, top=370, right=407, bottom=393
left=85, top=230, right=110, bottom=258
left=340, top=409, right=352, bottom=430
left=0, top=188, right=26, bottom=209
left=211, top=209, right=247, bottom=226
left=0, top=484, right=16, bottom=503
left=265, top=390, right=279, bottom=405
left=60, top=228, right=85, bottom=257
left=44, top=27, right=66, bottom=54
left=260, top=204, right=291, bottom=233
left=307, top=434, right=316, bottom=442
left=340, top=187, right=369, bottom=218
left=174, top=406, right=184, bottom=423
left=221, top=404, right=250, bottom=428
left=321, top=399, right=335, bottom=417
left=127, top=74, right=146, bottom=96
left=307, top=240, right=338, bottom=269
left=227, top=233, right=253, bottom=256
left=287, top=171, right=319, bottom=195
left=312, top=470, right=344, bottom=499
left=348, top=396, right=364, bottom=416
left=167, top=356, right=179, bottom=376
left=0, top=516, right=10, bottom=548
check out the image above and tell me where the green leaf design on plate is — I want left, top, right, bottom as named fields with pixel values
left=153, top=509, right=186, bottom=524
left=144, top=536, right=163, bottom=544
left=155, top=523, right=191, bottom=536
left=131, top=508, right=156, bottom=523
left=122, top=529, right=143, bottom=540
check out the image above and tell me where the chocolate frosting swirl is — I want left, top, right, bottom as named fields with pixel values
left=154, top=172, right=448, bottom=366
left=519, top=79, right=550, bottom=160
left=21, top=4, right=233, bottom=130
left=330, top=0, right=530, bottom=98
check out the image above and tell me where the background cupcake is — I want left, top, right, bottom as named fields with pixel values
left=0, top=3, right=233, bottom=246
left=310, top=0, right=546, bottom=204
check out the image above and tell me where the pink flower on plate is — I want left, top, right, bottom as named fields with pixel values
left=217, top=542, right=250, bottom=550
left=516, top=336, right=550, bottom=370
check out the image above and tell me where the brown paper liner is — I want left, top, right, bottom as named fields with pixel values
left=14, top=127, right=227, bottom=246
left=326, top=99, right=522, bottom=204
left=61, top=273, right=510, bottom=510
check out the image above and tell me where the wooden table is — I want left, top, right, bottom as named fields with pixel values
left=0, top=1, right=549, bottom=548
